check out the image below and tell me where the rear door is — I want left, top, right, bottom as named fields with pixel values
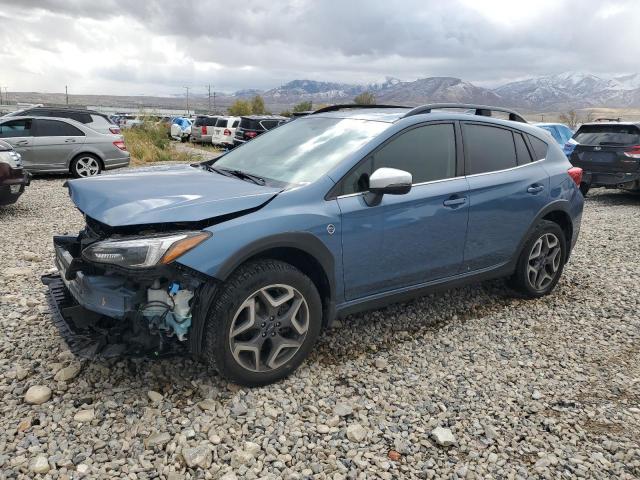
left=0, top=119, right=34, bottom=167
left=337, top=122, right=469, bottom=300
left=462, top=123, right=550, bottom=272
left=32, top=119, right=86, bottom=170
left=570, top=124, right=640, bottom=175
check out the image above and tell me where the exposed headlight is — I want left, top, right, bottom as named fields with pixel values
left=82, top=231, right=211, bottom=269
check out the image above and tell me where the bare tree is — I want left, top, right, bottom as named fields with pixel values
left=354, top=92, right=376, bottom=105
left=559, top=110, right=580, bottom=129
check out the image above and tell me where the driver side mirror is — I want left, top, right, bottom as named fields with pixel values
left=365, top=167, right=412, bottom=206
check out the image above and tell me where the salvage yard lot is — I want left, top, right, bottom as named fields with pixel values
left=1, top=176, right=639, bottom=478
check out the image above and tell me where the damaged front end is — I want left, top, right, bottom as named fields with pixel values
left=41, top=220, right=214, bottom=359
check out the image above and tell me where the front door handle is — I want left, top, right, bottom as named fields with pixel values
left=527, top=185, right=545, bottom=194
left=15, top=140, right=28, bottom=146
left=443, top=196, right=467, bottom=207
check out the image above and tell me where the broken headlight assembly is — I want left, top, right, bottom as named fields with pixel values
left=82, top=231, right=211, bottom=269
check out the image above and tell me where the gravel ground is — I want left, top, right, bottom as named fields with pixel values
left=0, top=175, right=639, bottom=479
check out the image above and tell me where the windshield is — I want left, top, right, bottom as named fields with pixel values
left=213, top=117, right=389, bottom=184
left=574, top=125, right=640, bottom=146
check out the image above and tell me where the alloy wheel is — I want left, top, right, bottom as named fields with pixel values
left=228, top=284, right=310, bottom=372
left=527, top=233, right=562, bottom=291
left=75, top=157, right=100, bottom=177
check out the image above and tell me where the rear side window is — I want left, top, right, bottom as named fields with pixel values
left=340, top=123, right=456, bottom=195
left=0, top=119, right=32, bottom=137
left=528, top=135, right=548, bottom=160
left=514, top=132, right=532, bottom=165
left=239, top=118, right=261, bottom=130
left=204, top=117, right=218, bottom=126
left=52, top=111, right=92, bottom=123
left=232, top=120, right=240, bottom=128
left=34, top=119, right=84, bottom=137
left=215, top=118, right=227, bottom=127
left=573, top=125, right=640, bottom=146
left=194, top=117, right=206, bottom=127
left=463, top=124, right=517, bottom=174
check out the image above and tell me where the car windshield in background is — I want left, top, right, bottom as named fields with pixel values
left=213, top=117, right=389, bottom=184
left=573, top=125, right=640, bottom=146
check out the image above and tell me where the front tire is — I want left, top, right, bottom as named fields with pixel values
left=71, top=154, right=102, bottom=178
left=202, top=259, right=322, bottom=387
left=509, top=220, right=567, bottom=298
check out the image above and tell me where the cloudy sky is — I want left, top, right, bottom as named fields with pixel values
left=0, top=0, right=638, bottom=96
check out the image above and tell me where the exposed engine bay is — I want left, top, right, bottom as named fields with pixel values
left=41, top=218, right=213, bottom=359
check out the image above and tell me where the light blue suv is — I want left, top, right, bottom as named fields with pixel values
left=43, top=104, right=584, bottom=386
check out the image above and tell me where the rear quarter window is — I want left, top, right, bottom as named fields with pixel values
left=573, top=125, right=640, bottom=146
left=528, top=135, right=548, bottom=160
left=240, top=118, right=261, bottom=130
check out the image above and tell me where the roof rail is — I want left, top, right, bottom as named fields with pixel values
left=312, top=104, right=409, bottom=114
left=402, top=103, right=527, bottom=123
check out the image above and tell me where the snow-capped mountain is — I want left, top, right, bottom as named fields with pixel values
left=494, top=72, right=640, bottom=109
left=231, top=72, right=640, bottom=110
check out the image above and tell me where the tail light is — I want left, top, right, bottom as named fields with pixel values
left=623, top=145, right=640, bottom=158
left=202, top=126, right=208, bottom=135
left=109, top=126, right=121, bottom=134
left=113, top=140, right=127, bottom=151
left=245, top=131, right=257, bottom=139
left=567, top=167, right=582, bottom=187
left=223, top=129, right=231, bottom=136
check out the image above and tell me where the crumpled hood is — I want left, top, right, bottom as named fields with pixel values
left=67, top=165, right=281, bottom=227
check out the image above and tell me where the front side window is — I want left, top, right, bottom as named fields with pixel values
left=34, top=119, right=84, bottom=137
left=339, top=123, right=457, bottom=195
left=213, top=117, right=388, bottom=184
left=0, top=119, right=32, bottom=138
left=463, top=124, right=517, bottom=175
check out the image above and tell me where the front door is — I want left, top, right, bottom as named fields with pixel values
left=336, top=122, right=469, bottom=300
left=0, top=119, right=34, bottom=167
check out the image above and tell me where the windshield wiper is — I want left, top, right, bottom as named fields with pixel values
left=224, top=169, right=266, bottom=185
left=203, top=164, right=266, bottom=185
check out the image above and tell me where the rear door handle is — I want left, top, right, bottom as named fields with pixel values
left=527, top=185, right=545, bottom=194
left=443, top=196, right=467, bottom=207
left=64, top=138, right=76, bottom=143
left=15, top=140, right=28, bottom=146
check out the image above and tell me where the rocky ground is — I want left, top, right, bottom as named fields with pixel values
left=0, top=177, right=639, bottom=479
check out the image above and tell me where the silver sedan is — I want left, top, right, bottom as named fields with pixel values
left=0, top=116, right=130, bottom=177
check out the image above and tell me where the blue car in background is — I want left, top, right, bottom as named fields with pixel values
left=42, top=104, right=584, bottom=386
left=535, top=123, right=576, bottom=157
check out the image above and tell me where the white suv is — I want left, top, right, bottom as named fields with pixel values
left=211, top=116, right=241, bottom=148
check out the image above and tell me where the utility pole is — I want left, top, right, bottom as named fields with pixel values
left=65, top=85, right=69, bottom=105
left=213, top=91, right=216, bottom=112
left=540, top=114, right=544, bottom=122
left=3, top=87, right=7, bottom=106
left=207, top=84, right=212, bottom=114
left=184, top=86, right=190, bottom=115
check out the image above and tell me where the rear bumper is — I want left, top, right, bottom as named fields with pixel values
left=583, top=170, right=640, bottom=187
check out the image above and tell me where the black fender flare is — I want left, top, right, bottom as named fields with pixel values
left=190, top=233, right=337, bottom=357
left=509, top=199, right=574, bottom=269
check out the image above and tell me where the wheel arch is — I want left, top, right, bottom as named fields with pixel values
left=69, top=151, right=105, bottom=173
left=215, top=233, right=337, bottom=329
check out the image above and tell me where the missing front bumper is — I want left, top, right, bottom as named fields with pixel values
left=41, top=274, right=185, bottom=359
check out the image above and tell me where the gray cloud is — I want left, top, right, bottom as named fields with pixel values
left=0, top=0, right=637, bottom=95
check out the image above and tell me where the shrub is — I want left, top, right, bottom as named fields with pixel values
left=122, top=123, right=195, bottom=165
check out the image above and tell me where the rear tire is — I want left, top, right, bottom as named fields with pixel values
left=201, top=259, right=322, bottom=387
left=71, top=154, right=102, bottom=178
left=509, top=220, right=567, bottom=298
left=579, top=182, right=590, bottom=196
